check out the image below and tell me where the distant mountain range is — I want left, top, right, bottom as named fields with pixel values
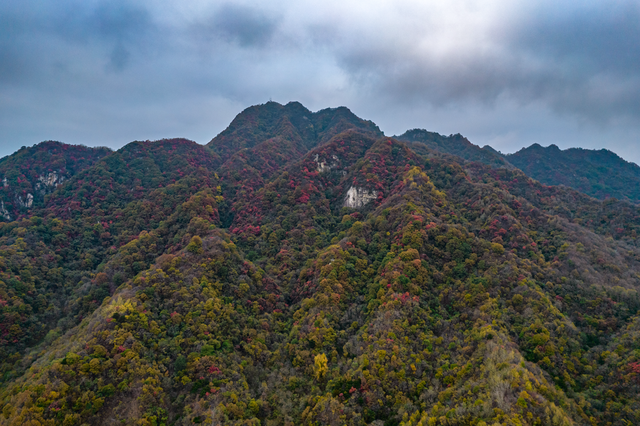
left=505, top=143, right=640, bottom=202
left=1, top=102, right=640, bottom=425
left=394, top=129, right=512, bottom=170
left=2, top=106, right=638, bottom=223
left=394, top=129, right=640, bottom=204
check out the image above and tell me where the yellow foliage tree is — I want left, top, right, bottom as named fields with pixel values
left=314, top=353, right=328, bottom=380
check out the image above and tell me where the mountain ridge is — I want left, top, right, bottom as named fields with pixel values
left=506, top=142, right=640, bottom=203
left=5, top=103, right=638, bottom=205
left=1, top=102, right=640, bottom=425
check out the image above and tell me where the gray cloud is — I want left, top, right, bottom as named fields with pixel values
left=108, top=42, right=131, bottom=71
left=504, top=2, right=640, bottom=120
left=330, top=1, right=640, bottom=122
left=1, top=0, right=639, bottom=165
left=210, top=3, right=280, bottom=47
left=46, top=2, right=137, bottom=40
left=512, top=2, right=640, bottom=75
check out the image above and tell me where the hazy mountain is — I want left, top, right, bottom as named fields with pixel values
left=397, top=129, right=640, bottom=204
left=506, top=143, right=640, bottom=203
left=395, top=129, right=512, bottom=169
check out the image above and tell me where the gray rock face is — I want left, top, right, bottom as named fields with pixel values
left=35, top=171, right=64, bottom=192
left=0, top=201, right=10, bottom=220
left=314, top=154, right=348, bottom=176
left=18, top=193, right=33, bottom=208
left=315, top=154, right=339, bottom=173
left=344, top=186, right=377, bottom=208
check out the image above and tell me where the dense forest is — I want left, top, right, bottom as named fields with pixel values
left=1, top=101, right=640, bottom=426
left=506, top=144, right=640, bottom=203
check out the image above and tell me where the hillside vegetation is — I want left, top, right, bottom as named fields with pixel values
left=1, top=102, right=640, bottom=426
left=506, top=144, right=640, bottom=203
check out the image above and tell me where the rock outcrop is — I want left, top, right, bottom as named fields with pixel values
left=344, top=186, right=377, bottom=208
left=35, top=171, right=64, bottom=193
left=0, top=201, right=10, bottom=220
left=17, top=193, right=33, bottom=208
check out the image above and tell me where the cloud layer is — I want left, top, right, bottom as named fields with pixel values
left=1, top=0, right=640, bottom=163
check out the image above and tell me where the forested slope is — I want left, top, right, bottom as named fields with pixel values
left=395, top=129, right=511, bottom=169
left=0, top=142, right=111, bottom=221
left=506, top=144, right=640, bottom=203
left=1, top=102, right=640, bottom=426
left=397, top=129, right=640, bottom=204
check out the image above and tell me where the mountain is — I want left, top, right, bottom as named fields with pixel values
left=395, top=129, right=512, bottom=169
left=506, top=143, right=640, bottom=203
left=208, top=101, right=383, bottom=162
left=1, top=102, right=640, bottom=426
left=41, top=138, right=222, bottom=220
left=397, top=130, right=640, bottom=204
left=0, top=141, right=111, bottom=221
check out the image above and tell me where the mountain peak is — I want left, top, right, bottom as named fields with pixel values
left=208, top=101, right=382, bottom=162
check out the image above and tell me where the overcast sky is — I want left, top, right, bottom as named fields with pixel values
left=2, top=0, right=640, bottom=164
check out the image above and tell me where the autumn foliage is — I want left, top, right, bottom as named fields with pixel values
left=0, top=102, right=640, bottom=425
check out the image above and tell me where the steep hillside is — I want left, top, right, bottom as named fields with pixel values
left=41, top=138, right=222, bottom=220
left=2, top=103, right=640, bottom=426
left=0, top=141, right=111, bottom=221
left=0, top=139, right=222, bottom=380
left=506, top=143, right=640, bottom=203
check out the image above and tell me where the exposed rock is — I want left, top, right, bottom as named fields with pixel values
left=314, top=154, right=338, bottom=173
left=2, top=177, right=7, bottom=187
left=315, top=154, right=342, bottom=173
left=35, top=171, right=64, bottom=192
left=0, top=201, right=10, bottom=220
left=344, top=186, right=377, bottom=208
left=18, top=193, right=34, bottom=208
